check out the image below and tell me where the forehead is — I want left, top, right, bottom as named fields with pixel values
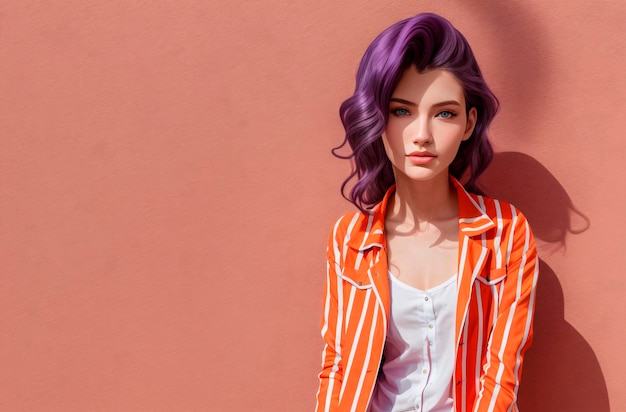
left=392, top=68, right=465, bottom=103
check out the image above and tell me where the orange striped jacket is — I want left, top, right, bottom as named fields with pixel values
left=316, top=179, right=538, bottom=412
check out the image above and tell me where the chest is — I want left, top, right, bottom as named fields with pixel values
left=385, top=230, right=459, bottom=290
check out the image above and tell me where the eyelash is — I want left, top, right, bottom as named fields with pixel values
left=389, top=108, right=458, bottom=119
left=390, top=108, right=411, bottom=117
left=436, top=110, right=457, bottom=119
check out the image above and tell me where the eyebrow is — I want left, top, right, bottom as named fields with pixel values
left=389, top=98, right=462, bottom=108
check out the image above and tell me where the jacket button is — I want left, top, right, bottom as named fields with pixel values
left=358, top=281, right=362, bottom=286
left=375, top=272, right=379, bottom=276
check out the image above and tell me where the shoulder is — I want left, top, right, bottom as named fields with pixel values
left=325, top=210, right=381, bottom=256
left=454, top=178, right=532, bottom=235
left=463, top=191, right=536, bottom=251
left=471, top=192, right=531, bottom=228
left=472, top=193, right=537, bottom=261
left=327, top=211, right=369, bottom=244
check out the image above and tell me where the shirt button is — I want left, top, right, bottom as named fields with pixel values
left=428, top=324, right=433, bottom=329
left=425, top=296, right=429, bottom=301
left=423, top=369, right=428, bottom=374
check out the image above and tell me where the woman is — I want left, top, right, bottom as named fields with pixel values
left=316, top=13, right=538, bottom=412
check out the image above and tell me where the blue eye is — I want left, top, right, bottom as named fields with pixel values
left=391, top=108, right=410, bottom=116
left=437, top=110, right=455, bottom=119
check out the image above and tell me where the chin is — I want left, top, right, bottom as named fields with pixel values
left=399, top=169, right=447, bottom=183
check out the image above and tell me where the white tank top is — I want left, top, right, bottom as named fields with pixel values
left=368, top=273, right=457, bottom=412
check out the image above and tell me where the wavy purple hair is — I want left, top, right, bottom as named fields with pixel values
left=334, top=13, right=499, bottom=212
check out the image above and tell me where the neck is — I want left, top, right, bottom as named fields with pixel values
left=387, top=172, right=458, bottom=227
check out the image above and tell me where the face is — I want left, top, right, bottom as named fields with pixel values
left=382, top=68, right=477, bottom=185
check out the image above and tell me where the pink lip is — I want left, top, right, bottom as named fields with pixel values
left=406, top=151, right=436, bottom=165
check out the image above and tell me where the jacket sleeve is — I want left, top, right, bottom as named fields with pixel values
left=473, top=211, right=539, bottom=412
left=315, top=222, right=345, bottom=411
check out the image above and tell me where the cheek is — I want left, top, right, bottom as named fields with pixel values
left=436, top=124, right=467, bottom=146
left=382, top=123, right=405, bottom=146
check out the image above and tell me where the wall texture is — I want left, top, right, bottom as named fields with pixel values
left=1, top=1, right=624, bottom=410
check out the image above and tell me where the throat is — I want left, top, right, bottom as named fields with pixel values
left=387, top=179, right=459, bottom=226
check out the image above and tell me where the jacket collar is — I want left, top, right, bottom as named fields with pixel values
left=347, top=176, right=495, bottom=251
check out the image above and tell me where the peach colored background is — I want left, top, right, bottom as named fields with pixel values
left=1, top=1, right=624, bottom=411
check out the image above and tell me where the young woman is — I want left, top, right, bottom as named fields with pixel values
left=316, top=13, right=538, bottom=412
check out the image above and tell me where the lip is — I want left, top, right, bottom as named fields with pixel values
left=406, top=151, right=436, bottom=165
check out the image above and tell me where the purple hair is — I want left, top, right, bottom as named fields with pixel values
left=334, top=13, right=499, bottom=212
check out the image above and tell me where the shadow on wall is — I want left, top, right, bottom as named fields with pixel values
left=480, top=152, right=590, bottom=253
left=517, top=261, right=609, bottom=412
left=479, top=152, right=609, bottom=412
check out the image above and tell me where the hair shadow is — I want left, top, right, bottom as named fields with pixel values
left=479, top=151, right=589, bottom=251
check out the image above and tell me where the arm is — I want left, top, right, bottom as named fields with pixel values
left=315, top=223, right=346, bottom=412
left=474, top=212, right=539, bottom=412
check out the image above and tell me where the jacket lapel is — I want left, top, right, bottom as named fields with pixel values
left=453, top=179, right=495, bottom=348
left=345, top=187, right=395, bottom=323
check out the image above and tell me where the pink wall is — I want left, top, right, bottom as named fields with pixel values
left=1, top=1, right=624, bottom=410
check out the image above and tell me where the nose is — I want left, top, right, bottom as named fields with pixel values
left=407, top=117, right=432, bottom=146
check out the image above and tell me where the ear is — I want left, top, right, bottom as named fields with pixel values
left=462, top=107, right=477, bottom=141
